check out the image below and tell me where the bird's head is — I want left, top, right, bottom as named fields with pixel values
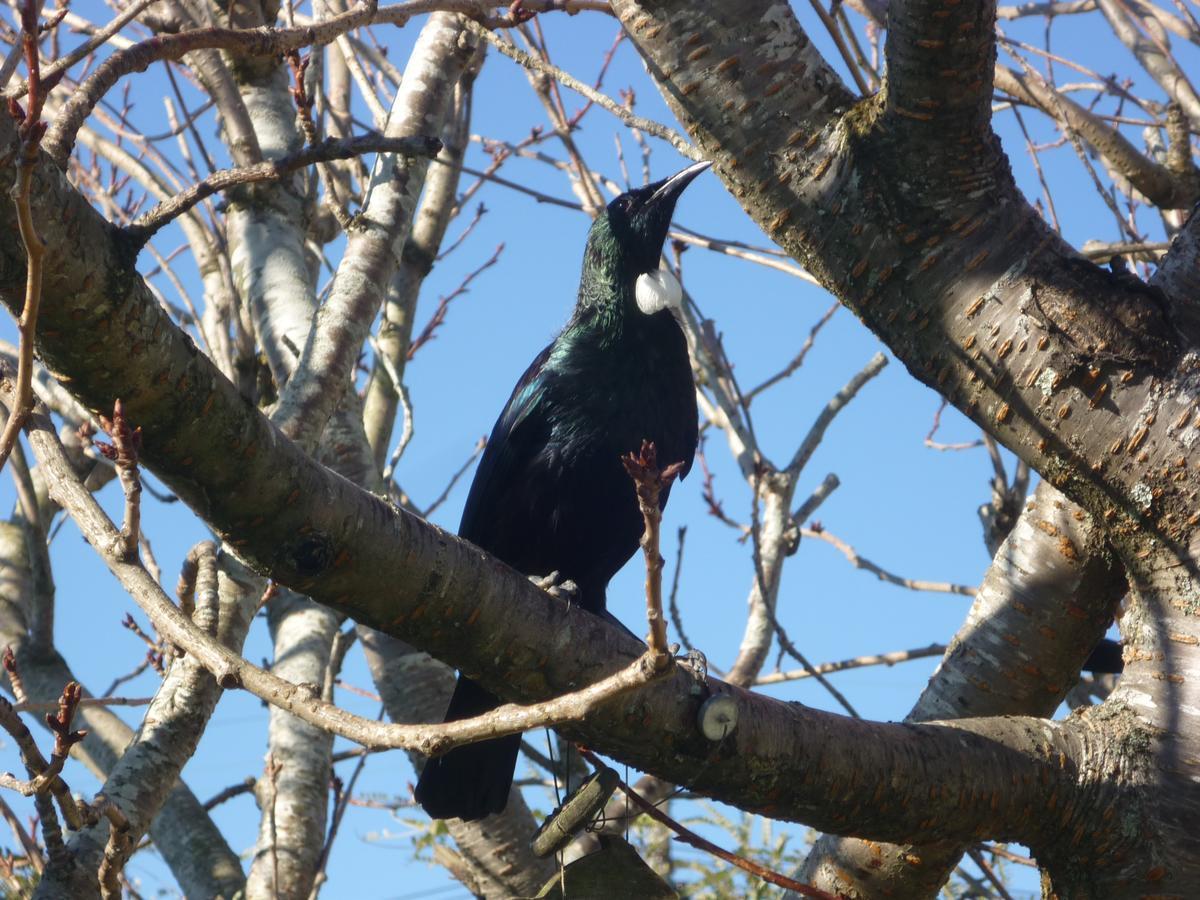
left=579, top=161, right=710, bottom=316
left=597, top=160, right=711, bottom=273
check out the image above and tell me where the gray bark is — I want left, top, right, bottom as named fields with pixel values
left=0, top=522, right=247, bottom=899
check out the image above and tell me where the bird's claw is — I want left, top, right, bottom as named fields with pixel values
left=529, top=570, right=580, bottom=604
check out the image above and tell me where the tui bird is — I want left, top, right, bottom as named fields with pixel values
left=414, top=161, right=708, bottom=821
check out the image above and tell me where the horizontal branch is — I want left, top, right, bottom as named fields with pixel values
left=20, top=392, right=677, bottom=758
left=0, top=366, right=1095, bottom=849
left=127, top=134, right=443, bottom=243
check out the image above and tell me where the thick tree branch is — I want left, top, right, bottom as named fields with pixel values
left=0, top=380, right=1115, bottom=855
left=271, top=12, right=476, bottom=450
left=800, top=482, right=1126, bottom=894
left=883, top=0, right=997, bottom=139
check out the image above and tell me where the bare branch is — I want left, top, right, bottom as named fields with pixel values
left=464, top=18, right=701, bottom=161
left=800, top=526, right=977, bottom=596
left=579, top=749, right=839, bottom=900
left=127, top=134, right=443, bottom=242
left=755, top=643, right=947, bottom=685
left=786, top=353, right=887, bottom=476
left=0, top=4, right=48, bottom=476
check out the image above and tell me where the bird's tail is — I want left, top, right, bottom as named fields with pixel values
left=414, top=675, right=521, bottom=821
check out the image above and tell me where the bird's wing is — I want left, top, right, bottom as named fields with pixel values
left=457, top=343, right=556, bottom=554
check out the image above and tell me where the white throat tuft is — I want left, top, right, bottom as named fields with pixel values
left=634, top=267, right=683, bottom=316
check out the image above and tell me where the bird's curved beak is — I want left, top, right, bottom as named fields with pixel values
left=647, top=160, right=712, bottom=208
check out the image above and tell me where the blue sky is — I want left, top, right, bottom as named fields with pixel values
left=0, top=1, right=1187, bottom=896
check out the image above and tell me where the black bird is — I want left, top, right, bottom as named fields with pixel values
left=414, top=161, right=708, bottom=821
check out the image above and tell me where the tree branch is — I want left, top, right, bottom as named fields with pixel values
left=271, top=12, right=476, bottom=450
left=127, top=134, right=442, bottom=242
left=800, top=481, right=1126, bottom=895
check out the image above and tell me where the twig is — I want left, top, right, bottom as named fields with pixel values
left=0, top=0, right=50, bottom=477
left=0, top=795, right=41, bottom=875
left=806, top=0, right=871, bottom=95
left=981, top=842, right=1036, bottom=867
left=800, top=526, right=977, bottom=595
left=0, top=683, right=85, bottom=830
left=695, top=439, right=749, bottom=535
left=203, top=777, right=257, bottom=811
left=436, top=202, right=488, bottom=261
left=755, top=643, right=947, bottom=685
left=380, top=381, right=414, bottom=486
left=578, top=749, right=839, bottom=900
left=2, top=648, right=27, bottom=705
left=333, top=680, right=382, bottom=702
left=792, top=472, right=839, bottom=524
left=95, top=400, right=142, bottom=561
left=924, top=398, right=985, bottom=451
left=747, top=302, right=840, bottom=401
left=967, top=845, right=1017, bottom=900
left=450, top=160, right=582, bottom=211
left=288, top=49, right=354, bottom=232
left=421, top=436, right=486, bottom=517
left=666, top=527, right=693, bottom=653
left=464, top=19, right=701, bottom=161
left=763, top=597, right=861, bottom=718
left=1080, top=239, right=1170, bottom=261
left=669, top=229, right=818, bottom=282
left=264, top=754, right=282, bottom=897
left=622, top=441, right=685, bottom=667
left=97, top=800, right=132, bottom=900
left=406, top=243, right=505, bottom=360
left=13, top=695, right=153, bottom=714
left=787, top=353, right=887, bottom=476
left=308, top=708, right=378, bottom=898
left=101, top=649, right=155, bottom=696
